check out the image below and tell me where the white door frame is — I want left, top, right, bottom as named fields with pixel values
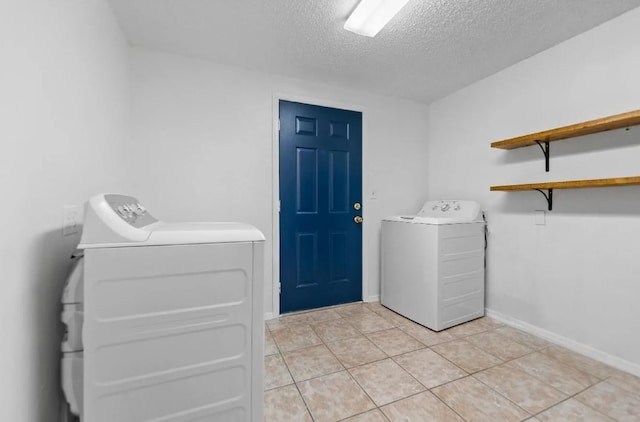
left=271, top=92, right=369, bottom=319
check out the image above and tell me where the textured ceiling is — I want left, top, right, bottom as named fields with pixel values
left=108, top=0, right=640, bottom=104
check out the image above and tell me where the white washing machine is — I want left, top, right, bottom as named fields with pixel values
left=61, top=193, right=265, bottom=422
left=381, top=200, right=485, bottom=331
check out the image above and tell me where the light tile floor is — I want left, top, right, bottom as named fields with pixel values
left=264, top=302, right=640, bottom=421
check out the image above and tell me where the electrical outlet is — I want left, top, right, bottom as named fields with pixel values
left=63, top=205, right=83, bottom=236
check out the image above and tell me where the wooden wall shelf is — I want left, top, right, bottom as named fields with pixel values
left=490, top=110, right=640, bottom=172
left=491, top=176, right=640, bottom=210
left=491, top=110, right=640, bottom=150
left=490, top=176, right=640, bottom=191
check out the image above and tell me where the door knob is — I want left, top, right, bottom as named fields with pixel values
left=353, top=202, right=361, bottom=211
left=354, top=216, right=363, bottom=224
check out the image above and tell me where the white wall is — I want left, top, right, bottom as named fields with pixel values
left=128, top=47, right=430, bottom=316
left=0, top=1, right=130, bottom=419
left=428, top=7, right=640, bottom=373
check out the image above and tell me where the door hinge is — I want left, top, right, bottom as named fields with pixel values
left=278, top=283, right=281, bottom=294
left=277, top=119, right=280, bottom=131
left=278, top=200, right=281, bottom=213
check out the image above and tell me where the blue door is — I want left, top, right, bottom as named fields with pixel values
left=279, top=100, right=363, bottom=313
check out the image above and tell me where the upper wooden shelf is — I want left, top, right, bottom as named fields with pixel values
left=491, top=110, right=640, bottom=150
left=490, top=176, right=640, bottom=191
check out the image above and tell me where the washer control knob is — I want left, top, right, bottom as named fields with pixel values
left=441, top=204, right=450, bottom=211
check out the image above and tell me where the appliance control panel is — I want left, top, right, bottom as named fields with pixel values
left=104, top=194, right=158, bottom=228
left=417, top=200, right=481, bottom=220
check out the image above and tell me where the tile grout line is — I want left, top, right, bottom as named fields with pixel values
left=339, top=305, right=471, bottom=421
left=273, top=303, right=389, bottom=421
left=501, top=350, right=602, bottom=397
left=470, top=372, right=539, bottom=418
left=267, top=321, right=316, bottom=421
left=266, top=305, right=631, bottom=422
left=463, top=346, right=610, bottom=420
left=356, top=311, right=467, bottom=421
left=315, top=310, right=392, bottom=418
left=284, top=308, right=501, bottom=421
left=425, top=372, right=516, bottom=422
left=319, top=303, right=435, bottom=420
left=313, top=307, right=385, bottom=421
left=278, top=326, right=343, bottom=422
left=428, top=344, right=555, bottom=416
left=384, top=318, right=550, bottom=420
left=272, top=311, right=496, bottom=387
left=291, top=381, right=317, bottom=422
left=531, top=379, right=615, bottom=420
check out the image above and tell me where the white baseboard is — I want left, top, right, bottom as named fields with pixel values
left=264, top=312, right=274, bottom=321
left=486, top=308, right=640, bottom=377
left=366, top=295, right=380, bottom=303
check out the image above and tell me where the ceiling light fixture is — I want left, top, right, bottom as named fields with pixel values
left=344, top=0, right=411, bottom=37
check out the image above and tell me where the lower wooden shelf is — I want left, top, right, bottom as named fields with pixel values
left=490, top=176, right=640, bottom=210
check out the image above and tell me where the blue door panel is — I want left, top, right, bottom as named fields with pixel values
left=296, top=148, right=318, bottom=213
left=329, top=121, right=349, bottom=139
left=296, top=231, right=318, bottom=287
left=296, top=116, right=317, bottom=136
left=329, top=231, right=348, bottom=282
left=280, top=100, right=362, bottom=313
left=329, top=151, right=349, bottom=213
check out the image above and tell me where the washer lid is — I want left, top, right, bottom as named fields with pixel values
left=383, top=215, right=476, bottom=224
left=383, top=215, right=482, bottom=225
left=78, top=194, right=265, bottom=249
left=416, top=200, right=482, bottom=222
left=383, top=200, right=483, bottom=224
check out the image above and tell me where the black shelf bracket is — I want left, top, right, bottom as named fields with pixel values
left=534, top=188, right=553, bottom=211
left=535, top=141, right=550, bottom=172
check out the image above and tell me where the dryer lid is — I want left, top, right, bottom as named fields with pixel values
left=78, top=194, right=265, bottom=249
left=145, top=221, right=265, bottom=246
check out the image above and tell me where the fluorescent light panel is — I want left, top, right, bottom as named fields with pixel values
left=344, top=0, right=411, bottom=37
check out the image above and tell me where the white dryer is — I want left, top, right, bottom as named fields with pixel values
left=63, top=193, right=265, bottom=422
left=381, top=200, right=485, bottom=331
left=61, top=255, right=85, bottom=419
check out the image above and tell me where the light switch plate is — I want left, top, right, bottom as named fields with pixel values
left=63, top=205, right=83, bottom=236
